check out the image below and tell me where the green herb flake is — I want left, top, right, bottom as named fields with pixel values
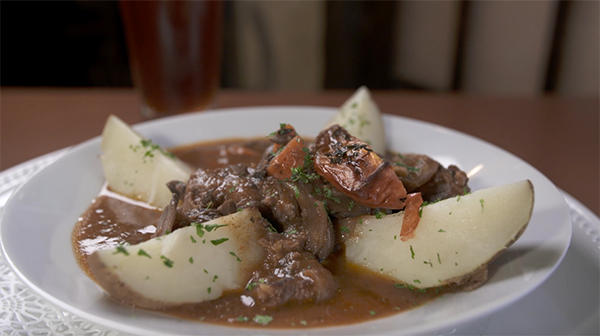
left=347, top=200, right=355, bottom=210
left=189, top=257, right=194, bottom=264
left=437, top=253, right=442, bottom=264
left=139, top=139, right=175, bottom=159
left=205, top=223, right=228, bottom=232
left=113, top=245, right=129, bottom=256
left=480, top=199, right=485, bottom=212
left=203, top=269, right=209, bottom=274
left=213, top=275, right=218, bottom=283
left=210, top=238, right=229, bottom=246
left=253, top=314, right=274, bottom=325
left=207, top=287, right=211, bottom=293
left=190, top=235, right=197, bottom=243
left=160, top=255, right=174, bottom=268
left=236, top=316, right=248, bottom=322
left=229, top=251, right=242, bottom=262
left=414, top=279, right=421, bottom=284
left=192, top=222, right=205, bottom=237
left=438, top=229, right=445, bottom=233
left=410, top=245, right=415, bottom=259
left=340, top=226, right=350, bottom=233
left=299, top=320, right=308, bottom=326
left=424, top=260, right=433, bottom=268
left=137, top=249, right=151, bottom=258
left=375, top=211, right=386, bottom=219
left=369, top=310, right=376, bottom=316
left=395, top=162, right=420, bottom=172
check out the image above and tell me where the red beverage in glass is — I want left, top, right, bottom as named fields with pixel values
left=119, top=0, right=223, bottom=118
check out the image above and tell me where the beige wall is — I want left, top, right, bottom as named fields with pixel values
left=556, top=1, right=599, bottom=95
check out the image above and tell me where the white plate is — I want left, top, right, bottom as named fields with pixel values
left=0, top=107, right=572, bottom=335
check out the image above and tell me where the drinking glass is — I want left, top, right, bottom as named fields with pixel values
left=119, top=0, right=223, bottom=119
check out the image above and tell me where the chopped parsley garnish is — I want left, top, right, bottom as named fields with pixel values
left=205, top=223, right=228, bottom=232
left=137, top=139, right=175, bottom=159
left=236, top=316, right=248, bottom=322
left=438, top=229, right=445, bottom=233
left=286, top=229, right=298, bottom=235
left=424, top=260, right=433, bottom=268
left=192, top=222, right=205, bottom=237
left=113, top=246, right=129, bottom=256
left=189, top=257, right=194, bottom=264
left=207, top=287, right=211, bottom=293
left=323, top=187, right=341, bottom=204
left=210, top=238, right=229, bottom=246
left=347, top=200, right=355, bottom=210
left=290, top=184, right=300, bottom=199
left=369, top=310, right=376, bottom=315
left=395, top=162, right=420, bottom=172
left=299, top=320, right=308, bottom=326
left=190, top=235, right=197, bottom=243
left=413, top=279, right=421, bottom=284
left=213, top=275, right=218, bottom=282
left=410, top=245, right=415, bottom=259
left=375, top=211, right=386, bottom=219
left=229, top=251, right=242, bottom=262
left=253, top=314, right=274, bottom=325
left=340, top=226, right=350, bottom=233
left=160, top=255, right=174, bottom=268
left=480, top=199, right=485, bottom=212
left=137, top=249, right=151, bottom=258
left=437, top=253, right=442, bottom=264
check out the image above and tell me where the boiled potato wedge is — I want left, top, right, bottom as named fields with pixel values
left=100, top=115, right=192, bottom=208
left=323, top=86, right=387, bottom=154
left=344, top=180, right=534, bottom=289
left=88, top=208, right=267, bottom=309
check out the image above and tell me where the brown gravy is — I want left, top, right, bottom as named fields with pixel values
left=72, top=138, right=446, bottom=328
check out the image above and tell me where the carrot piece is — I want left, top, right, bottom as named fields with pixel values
left=267, top=135, right=307, bottom=180
left=400, top=192, right=423, bottom=241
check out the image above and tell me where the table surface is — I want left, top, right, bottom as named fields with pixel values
left=1, top=88, right=598, bottom=216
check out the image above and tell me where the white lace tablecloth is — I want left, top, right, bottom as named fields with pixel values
left=0, top=150, right=124, bottom=336
left=1, top=150, right=598, bottom=336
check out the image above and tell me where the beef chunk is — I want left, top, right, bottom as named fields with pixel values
left=387, top=153, right=440, bottom=192
left=416, top=165, right=470, bottom=202
left=246, top=233, right=337, bottom=307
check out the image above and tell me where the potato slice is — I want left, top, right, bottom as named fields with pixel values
left=323, top=86, right=387, bottom=154
left=100, top=115, right=192, bottom=208
left=343, top=180, right=534, bottom=289
left=88, top=208, right=267, bottom=309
